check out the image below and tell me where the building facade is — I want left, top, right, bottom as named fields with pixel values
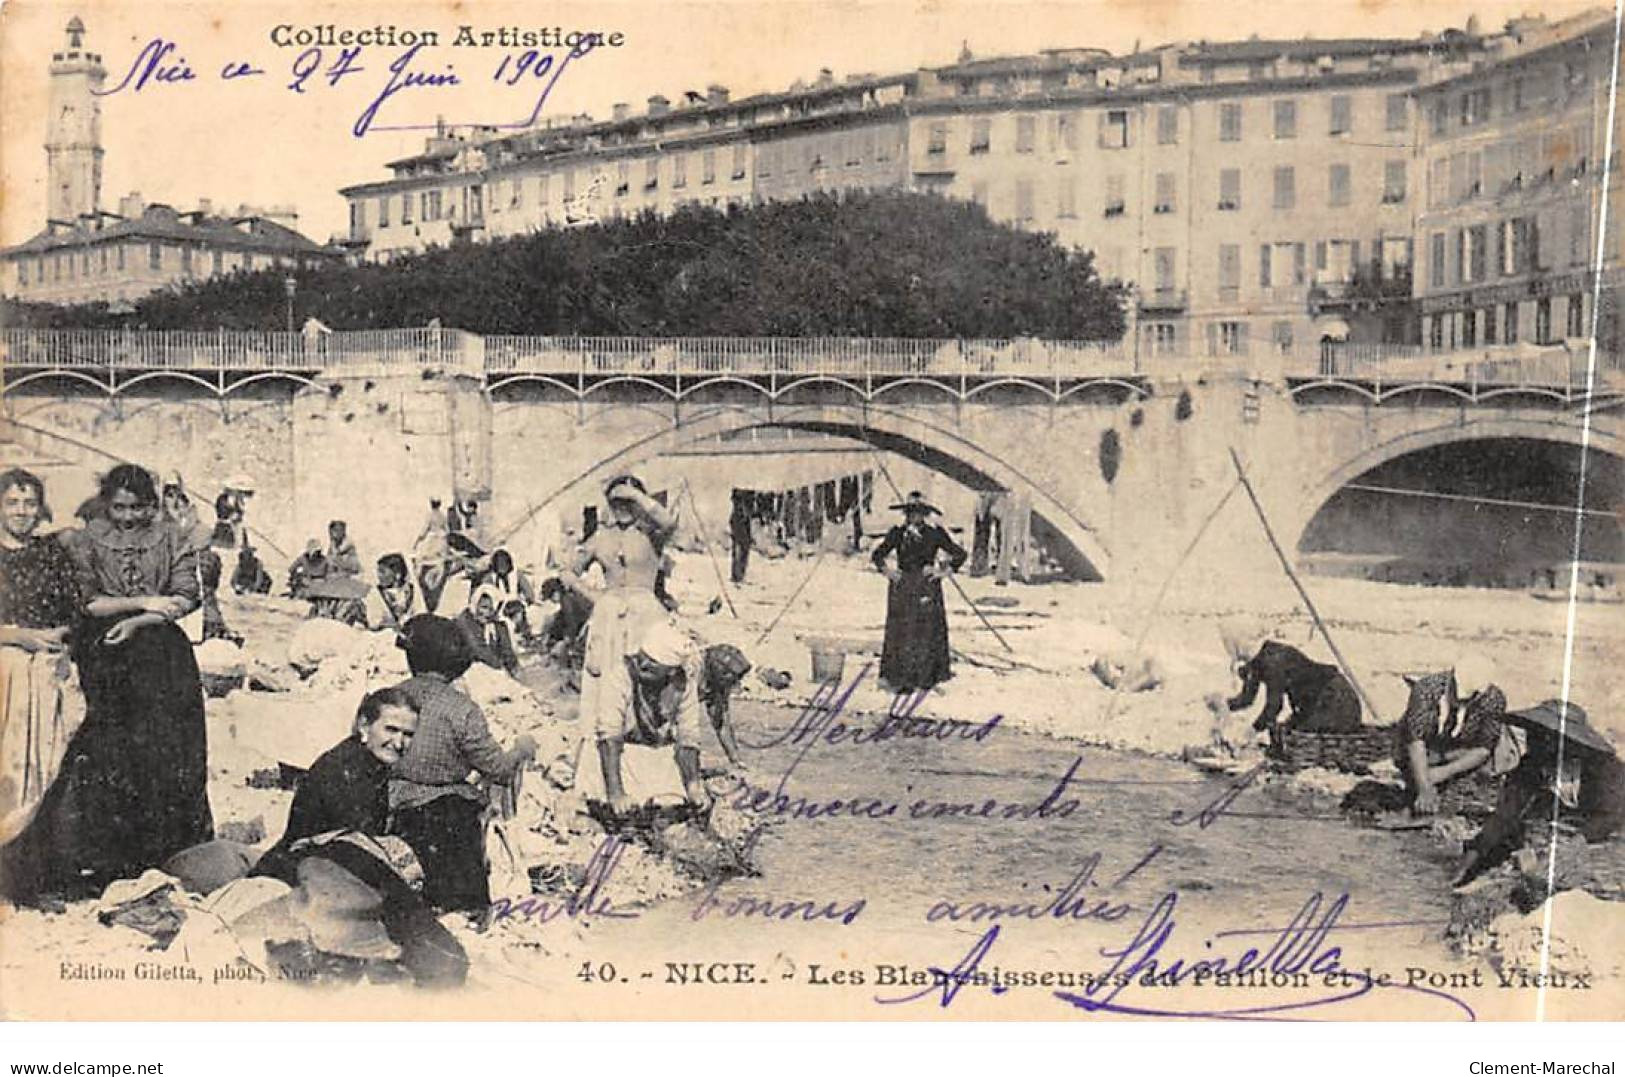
left=1414, top=10, right=1624, bottom=359
left=1, top=18, right=341, bottom=307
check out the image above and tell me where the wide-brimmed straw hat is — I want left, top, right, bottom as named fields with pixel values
left=1505, top=699, right=1617, bottom=758
left=888, top=491, right=941, bottom=516
left=224, top=473, right=256, bottom=492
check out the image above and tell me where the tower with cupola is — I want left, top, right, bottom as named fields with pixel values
left=46, top=16, right=105, bottom=224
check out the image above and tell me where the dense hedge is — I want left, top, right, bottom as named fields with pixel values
left=4, top=192, right=1127, bottom=339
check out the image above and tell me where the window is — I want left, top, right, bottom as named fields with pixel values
left=1568, top=294, right=1586, bottom=337
left=422, top=190, right=442, bottom=220
left=757, top=146, right=774, bottom=178
left=1154, top=172, right=1176, bottom=214
left=1329, top=95, right=1352, bottom=135
left=1100, top=110, right=1130, bottom=149
left=1328, top=163, right=1351, bottom=207
left=731, top=144, right=747, bottom=180
left=401, top=190, right=413, bottom=224
left=1214, top=320, right=1249, bottom=356
left=1484, top=306, right=1498, bottom=344
left=1382, top=160, right=1407, bottom=204
left=1429, top=99, right=1449, bottom=135
left=116, top=245, right=125, bottom=270
left=98, top=247, right=107, bottom=274
left=1054, top=113, right=1078, bottom=152
left=1460, top=88, right=1490, bottom=127
left=1385, top=93, right=1407, bottom=131
left=1153, top=247, right=1176, bottom=292
left=1057, top=179, right=1078, bottom=219
left=14, top=261, right=24, bottom=287
left=378, top=196, right=391, bottom=227
left=1016, top=115, right=1036, bottom=153
left=1218, top=168, right=1240, bottom=210
left=1218, top=243, right=1241, bottom=298
left=1272, top=165, right=1295, bottom=209
left=644, top=159, right=660, bottom=191
left=1014, top=178, right=1034, bottom=223
left=702, top=149, right=716, bottom=185
left=1536, top=297, right=1553, bottom=343
left=1505, top=301, right=1520, bottom=342
left=1104, top=174, right=1125, bottom=216
left=1219, top=103, right=1242, bottom=142
left=1272, top=321, right=1294, bottom=354
left=969, top=118, right=991, bottom=154
left=1273, top=99, right=1297, bottom=139
left=148, top=242, right=161, bottom=270
left=876, top=132, right=893, bottom=162
left=211, top=250, right=223, bottom=274
left=1462, top=309, right=1477, bottom=347
left=616, top=161, right=631, bottom=197
left=1259, top=244, right=1272, bottom=288
left=1146, top=322, right=1178, bottom=356
left=1429, top=316, right=1444, bottom=349
left=1430, top=231, right=1447, bottom=288
left=672, top=155, right=687, bottom=188
left=1466, top=225, right=1487, bottom=282
left=1451, top=229, right=1464, bottom=283
left=927, top=123, right=948, bottom=155
left=349, top=201, right=366, bottom=238
left=845, top=135, right=862, bottom=167
left=1157, top=107, right=1178, bottom=145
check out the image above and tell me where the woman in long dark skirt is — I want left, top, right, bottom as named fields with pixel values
left=1, top=465, right=213, bottom=904
left=870, top=492, right=967, bottom=694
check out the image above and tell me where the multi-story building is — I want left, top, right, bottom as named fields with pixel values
left=0, top=18, right=341, bottom=307
left=340, top=28, right=1514, bottom=355
left=1414, top=9, right=1623, bottom=359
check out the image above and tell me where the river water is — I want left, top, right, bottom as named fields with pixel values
left=572, top=698, right=1485, bottom=1020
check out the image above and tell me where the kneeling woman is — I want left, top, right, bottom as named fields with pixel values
left=251, top=688, right=466, bottom=987
left=3, top=465, right=213, bottom=903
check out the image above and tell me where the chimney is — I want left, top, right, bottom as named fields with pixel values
left=612, top=102, right=631, bottom=121
left=816, top=67, right=835, bottom=88
left=197, top=197, right=213, bottom=217
left=118, top=191, right=145, bottom=219
left=648, top=94, right=670, bottom=117
left=707, top=83, right=729, bottom=106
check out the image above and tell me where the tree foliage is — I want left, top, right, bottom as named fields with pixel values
left=4, top=192, right=1127, bottom=339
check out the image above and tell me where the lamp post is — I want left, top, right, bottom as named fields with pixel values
left=283, top=275, right=296, bottom=333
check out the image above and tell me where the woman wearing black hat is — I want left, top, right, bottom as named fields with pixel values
left=871, top=492, right=967, bottom=693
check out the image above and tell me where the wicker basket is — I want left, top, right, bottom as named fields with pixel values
left=1278, top=724, right=1397, bottom=774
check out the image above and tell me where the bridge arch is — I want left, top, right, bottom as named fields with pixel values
left=493, top=402, right=1110, bottom=580
left=1293, top=416, right=1625, bottom=574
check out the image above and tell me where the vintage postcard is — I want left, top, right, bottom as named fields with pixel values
left=0, top=0, right=1622, bottom=1024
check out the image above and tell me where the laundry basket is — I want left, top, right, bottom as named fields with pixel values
left=807, top=638, right=847, bottom=684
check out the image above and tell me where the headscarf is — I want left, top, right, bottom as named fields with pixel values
left=468, top=583, right=505, bottom=617
left=398, top=615, right=474, bottom=680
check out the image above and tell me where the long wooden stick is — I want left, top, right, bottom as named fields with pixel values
left=679, top=478, right=738, bottom=618
left=1228, top=447, right=1380, bottom=722
left=754, top=549, right=828, bottom=646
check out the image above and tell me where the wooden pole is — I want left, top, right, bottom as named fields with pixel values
left=1228, top=447, right=1380, bottom=722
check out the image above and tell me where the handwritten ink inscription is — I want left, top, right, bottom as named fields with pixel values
left=95, top=37, right=599, bottom=136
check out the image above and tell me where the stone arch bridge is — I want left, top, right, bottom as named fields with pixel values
left=2, top=329, right=1620, bottom=583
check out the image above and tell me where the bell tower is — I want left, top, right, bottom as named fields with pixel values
left=46, top=16, right=105, bottom=224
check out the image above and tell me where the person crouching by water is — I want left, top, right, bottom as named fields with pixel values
left=567, top=475, right=679, bottom=747
left=389, top=616, right=535, bottom=913
left=595, top=621, right=712, bottom=816
left=2, top=465, right=213, bottom=904
left=250, top=687, right=467, bottom=987
left=0, top=469, right=86, bottom=846
left=870, top=492, right=967, bottom=694
left=1222, top=626, right=1361, bottom=755
left=1396, top=653, right=1506, bottom=816
left=1454, top=699, right=1625, bottom=888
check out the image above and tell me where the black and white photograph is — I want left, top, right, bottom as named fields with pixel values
left=0, top=0, right=1622, bottom=1038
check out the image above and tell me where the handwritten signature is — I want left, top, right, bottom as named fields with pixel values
left=878, top=891, right=1476, bottom=1020
left=96, top=37, right=596, bottom=137
left=487, top=836, right=640, bottom=925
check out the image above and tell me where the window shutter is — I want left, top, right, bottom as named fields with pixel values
left=1315, top=241, right=1328, bottom=271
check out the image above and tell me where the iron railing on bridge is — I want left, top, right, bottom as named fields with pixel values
left=1, top=327, right=1618, bottom=389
